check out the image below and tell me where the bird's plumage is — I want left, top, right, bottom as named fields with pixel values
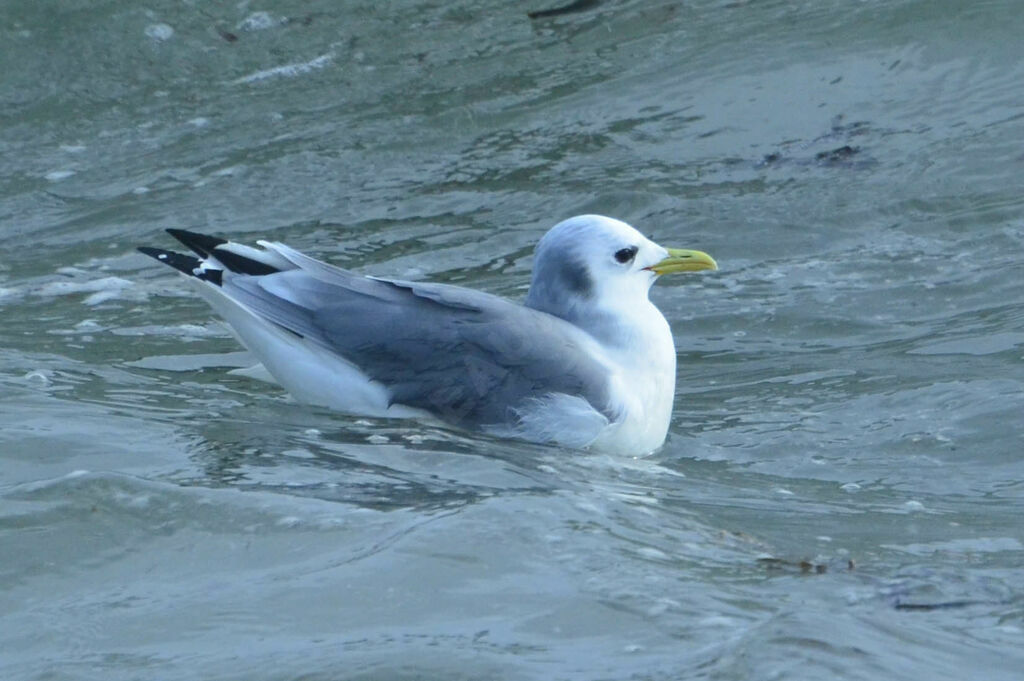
left=138, top=215, right=716, bottom=454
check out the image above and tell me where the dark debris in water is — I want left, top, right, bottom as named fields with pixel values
left=893, top=598, right=1011, bottom=611
left=757, top=556, right=857, bottom=575
left=885, top=576, right=1019, bottom=612
left=755, top=115, right=875, bottom=170
left=528, top=0, right=602, bottom=19
left=815, top=145, right=860, bottom=165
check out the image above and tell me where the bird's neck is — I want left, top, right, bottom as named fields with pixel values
left=542, top=297, right=670, bottom=354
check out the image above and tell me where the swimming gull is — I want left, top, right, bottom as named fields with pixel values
left=138, top=215, right=716, bottom=454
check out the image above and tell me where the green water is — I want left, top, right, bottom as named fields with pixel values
left=2, top=1, right=1023, bottom=679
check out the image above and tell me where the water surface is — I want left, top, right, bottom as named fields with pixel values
left=2, top=1, right=1023, bottom=679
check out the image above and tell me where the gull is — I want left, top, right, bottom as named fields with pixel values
left=138, top=215, right=716, bottom=454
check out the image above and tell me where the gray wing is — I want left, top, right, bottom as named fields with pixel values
left=222, top=262, right=614, bottom=430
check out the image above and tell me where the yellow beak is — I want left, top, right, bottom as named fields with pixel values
left=646, top=248, right=718, bottom=275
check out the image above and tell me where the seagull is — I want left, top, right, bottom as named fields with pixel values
left=138, top=215, right=716, bottom=454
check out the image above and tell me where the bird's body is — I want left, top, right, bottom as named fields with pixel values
left=139, top=215, right=716, bottom=455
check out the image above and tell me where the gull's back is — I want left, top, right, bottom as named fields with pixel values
left=140, top=230, right=618, bottom=448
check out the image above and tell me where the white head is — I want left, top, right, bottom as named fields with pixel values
left=525, top=215, right=716, bottom=346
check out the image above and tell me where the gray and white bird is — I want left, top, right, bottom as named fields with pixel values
left=138, top=215, right=716, bottom=454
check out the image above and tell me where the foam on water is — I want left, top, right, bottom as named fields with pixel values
left=143, top=23, right=174, bottom=41
left=36, top=275, right=143, bottom=306
left=232, top=53, right=334, bottom=85
left=237, top=11, right=282, bottom=32
left=44, top=169, right=76, bottom=181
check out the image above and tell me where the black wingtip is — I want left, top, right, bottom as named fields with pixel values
left=212, top=249, right=280, bottom=276
left=163, top=229, right=281, bottom=276
left=166, top=228, right=227, bottom=258
left=138, top=246, right=222, bottom=285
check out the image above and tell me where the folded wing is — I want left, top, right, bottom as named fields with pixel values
left=141, top=232, right=615, bottom=435
left=225, top=255, right=614, bottom=430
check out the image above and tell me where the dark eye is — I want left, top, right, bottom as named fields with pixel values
left=614, top=246, right=638, bottom=264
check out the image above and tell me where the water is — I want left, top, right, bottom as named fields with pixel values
left=2, top=0, right=1023, bottom=678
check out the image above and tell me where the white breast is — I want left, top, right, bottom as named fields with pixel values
left=589, top=302, right=678, bottom=455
